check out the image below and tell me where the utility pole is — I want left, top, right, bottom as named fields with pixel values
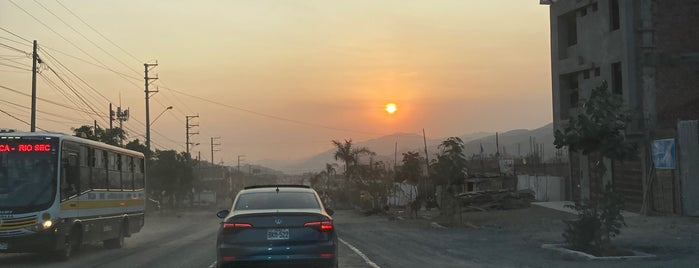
left=30, top=40, right=39, bottom=132
left=117, top=107, right=129, bottom=130
left=109, top=103, right=114, bottom=129
left=211, top=137, right=221, bottom=165
left=422, top=129, right=430, bottom=193
left=185, top=115, right=199, bottom=157
left=144, top=61, right=158, bottom=159
left=237, top=155, right=245, bottom=172
left=495, top=132, right=500, bottom=157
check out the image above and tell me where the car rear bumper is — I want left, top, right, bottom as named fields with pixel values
left=218, top=239, right=337, bottom=267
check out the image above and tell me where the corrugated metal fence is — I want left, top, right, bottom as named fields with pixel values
left=678, top=120, right=699, bottom=216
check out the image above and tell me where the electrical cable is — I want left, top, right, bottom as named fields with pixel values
left=33, top=0, right=141, bottom=76
left=161, top=85, right=387, bottom=136
left=55, top=0, right=142, bottom=65
left=0, top=108, right=48, bottom=131
left=0, top=27, right=32, bottom=43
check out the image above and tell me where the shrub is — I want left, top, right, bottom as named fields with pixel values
left=562, top=183, right=626, bottom=254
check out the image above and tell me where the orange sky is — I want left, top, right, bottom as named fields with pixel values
left=0, top=0, right=551, bottom=165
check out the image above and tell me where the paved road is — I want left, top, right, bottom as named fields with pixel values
left=3, top=208, right=697, bottom=268
left=0, top=210, right=369, bottom=268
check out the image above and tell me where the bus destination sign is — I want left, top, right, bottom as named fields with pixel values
left=0, top=143, right=52, bottom=153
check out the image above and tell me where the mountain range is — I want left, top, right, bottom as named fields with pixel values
left=256, top=123, right=556, bottom=174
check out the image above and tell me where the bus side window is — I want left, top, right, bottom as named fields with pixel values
left=134, top=158, right=144, bottom=190
left=79, top=146, right=91, bottom=193
left=108, top=152, right=121, bottom=191
left=123, top=156, right=134, bottom=190
left=92, top=149, right=107, bottom=189
left=61, top=152, right=79, bottom=200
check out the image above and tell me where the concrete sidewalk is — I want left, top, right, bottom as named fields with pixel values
left=532, top=201, right=640, bottom=217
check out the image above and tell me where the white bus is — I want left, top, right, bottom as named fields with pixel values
left=0, top=132, right=146, bottom=260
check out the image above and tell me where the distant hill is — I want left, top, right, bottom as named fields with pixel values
left=460, top=123, right=555, bottom=158
left=258, top=123, right=555, bottom=174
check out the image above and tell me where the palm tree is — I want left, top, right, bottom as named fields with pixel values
left=332, top=139, right=354, bottom=177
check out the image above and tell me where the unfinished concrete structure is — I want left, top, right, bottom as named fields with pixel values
left=545, top=0, right=699, bottom=213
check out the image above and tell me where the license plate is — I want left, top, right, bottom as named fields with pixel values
left=0, top=242, right=7, bottom=250
left=267, top=229, right=289, bottom=240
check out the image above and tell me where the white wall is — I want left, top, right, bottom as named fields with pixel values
left=517, top=175, right=564, bottom=202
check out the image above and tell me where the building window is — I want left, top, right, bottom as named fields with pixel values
left=612, top=62, right=622, bottom=95
left=565, top=13, right=577, bottom=46
left=583, top=70, right=590, bottom=79
left=557, top=11, right=578, bottom=59
left=594, top=67, right=601, bottom=76
left=610, top=0, right=620, bottom=31
left=570, top=91, right=580, bottom=108
left=560, top=72, right=580, bottom=113
left=592, top=3, right=598, bottom=12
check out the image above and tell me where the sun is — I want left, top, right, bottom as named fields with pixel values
left=385, top=103, right=397, bottom=114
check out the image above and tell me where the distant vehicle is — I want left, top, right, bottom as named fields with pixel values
left=216, top=185, right=337, bottom=268
left=0, top=132, right=147, bottom=260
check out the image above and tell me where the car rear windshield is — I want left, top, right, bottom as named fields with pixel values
left=234, top=191, right=320, bottom=210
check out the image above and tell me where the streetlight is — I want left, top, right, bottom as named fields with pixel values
left=151, top=106, right=173, bottom=126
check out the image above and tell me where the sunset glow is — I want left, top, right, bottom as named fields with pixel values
left=0, top=0, right=552, bottom=163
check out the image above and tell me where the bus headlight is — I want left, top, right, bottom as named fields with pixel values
left=38, top=213, right=53, bottom=230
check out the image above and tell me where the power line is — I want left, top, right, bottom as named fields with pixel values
left=0, top=36, right=31, bottom=48
left=55, top=0, right=142, bottom=64
left=39, top=48, right=112, bottom=104
left=157, top=80, right=196, bottom=116
left=38, top=72, right=98, bottom=122
left=0, top=42, right=30, bottom=55
left=33, top=0, right=141, bottom=76
left=0, top=27, right=32, bottom=43
left=0, top=99, right=92, bottom=123
left=0, top=108, right=48, bottom=131
left=0, top=62, right=31, bottom=71
left=8, top=0, right=142, bottom=93
left=0, top=84, right=105, bottom=117
left=43, top=63, right=107, bottom=125
left=0, top=57, right=31, bottom=68
left=161, top=85, right=387, bottom=136
left=41, top=45, right=142, bottom=82
left=1, top=25, right=143, bottom=90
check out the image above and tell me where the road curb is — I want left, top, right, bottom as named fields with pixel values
left=541, top=244, right=656, bottom=261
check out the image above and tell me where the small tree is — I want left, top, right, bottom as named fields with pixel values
left=563, top=184, right=626, bottom=255
left=398, top=151, right=422, bottom=184
left=554, top=81, right=636, bottom=160
left=554, top=82, right=635, bottom=254
left=432, top=137, right=468, bottom=218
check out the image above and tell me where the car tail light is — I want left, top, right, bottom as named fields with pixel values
left=222, top=256, right=236, bottom=261
left=320, top=253, right=334, bottom=258
left=222, top=222, right=252, bottom=234
left=304, top=220, right=333, bottom=232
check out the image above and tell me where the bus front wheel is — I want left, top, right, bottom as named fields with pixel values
left=54, top=227, right=80, bottom=261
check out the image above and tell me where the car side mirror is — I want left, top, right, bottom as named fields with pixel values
left=326, top=208, right=334, bottom=216
left=216, top=210, right=229, bottom=219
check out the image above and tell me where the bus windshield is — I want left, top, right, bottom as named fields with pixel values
left=0, top=136, right=58, bottom=213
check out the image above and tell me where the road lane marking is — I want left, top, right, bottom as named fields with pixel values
left=339, top=237, right=381, bottom=268
left=208, top=261, right=216, bottom=268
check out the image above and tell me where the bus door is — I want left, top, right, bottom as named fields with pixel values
left=60, top=149, right=80, bottom=219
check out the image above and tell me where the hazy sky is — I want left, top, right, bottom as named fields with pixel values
left=0, top=0, right=551, bottom=165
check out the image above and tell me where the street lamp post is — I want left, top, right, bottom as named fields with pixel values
left=151, top=106, right=173, bottom=126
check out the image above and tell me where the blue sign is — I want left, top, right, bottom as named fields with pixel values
left=651, top=139, right=676, bottom=169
